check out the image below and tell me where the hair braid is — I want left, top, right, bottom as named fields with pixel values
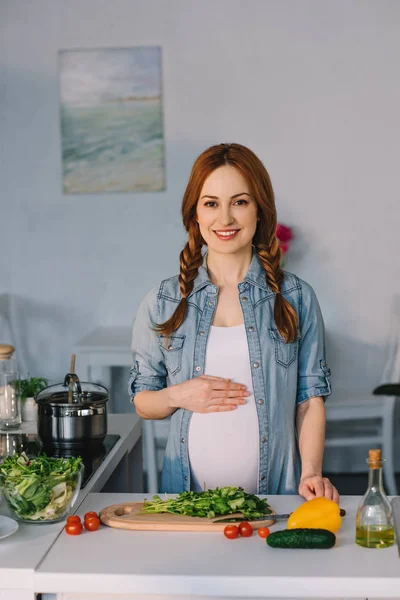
left=178, top=222, right=203, bottom=299
left=256, top=239, right=298, bottom=343
left=155, top=223, right=203, bottom=337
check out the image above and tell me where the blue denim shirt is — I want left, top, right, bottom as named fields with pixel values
left=129, top=254, right=332, bottom=495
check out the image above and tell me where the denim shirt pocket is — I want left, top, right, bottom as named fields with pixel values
left=158, top=335, right=185, bottom=376
left=269, top=328, right=300, bottom=368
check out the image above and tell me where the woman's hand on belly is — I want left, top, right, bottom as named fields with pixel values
left=167, top=375, right=249, bottom=413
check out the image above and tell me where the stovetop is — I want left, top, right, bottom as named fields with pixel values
left=0, top=433, right=120, bottom=489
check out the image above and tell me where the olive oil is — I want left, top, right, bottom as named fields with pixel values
left=355, top=449, right=394, bottom=549
left=356, top=525, right=395, bottom=548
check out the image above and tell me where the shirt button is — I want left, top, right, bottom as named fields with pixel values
left=260, top=474, right=265, bottom=481
left=199, top=331, right=205, bottom=336
left=184, top=476, right=188, bottom=481
left=167, top=345, right=173, bottom=350
left=248, top=326, right=254, bottom=332
left=257, top=399, right=264, bottom=405
left=208, top=301, right=214, bottom=307
left=242, top=296, right=248, bottom=302
left=253, top=362, right=260, bottom=369
left=261, top=437, right=266, bottom=443
left=181, top=438, right=185, bottom=443
left=195, top=366, right=201, bottom=372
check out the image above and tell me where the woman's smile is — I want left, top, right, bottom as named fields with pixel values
left=213, top=229, right=241, bottom=240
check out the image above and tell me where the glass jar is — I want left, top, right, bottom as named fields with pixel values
left=0, top=344, right=22, bottom=429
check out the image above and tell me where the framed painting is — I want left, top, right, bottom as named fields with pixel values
left=59, top=47, right=164, bottom=194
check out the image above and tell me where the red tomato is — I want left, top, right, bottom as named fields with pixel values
left=257, top=527, right=270, bottom=539
left=238, top=522, right=253, bottom=537
left=223, top=525, right=239, bottom=539
left=84, top=517, right=100, bottom=531
left=66, top=515, right=81, bottom=524
left=65, top=521, right=83, bottom=535
left=84, top=511, right=98, bottom=521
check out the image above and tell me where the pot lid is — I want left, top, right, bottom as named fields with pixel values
left=35, top=373, right=108, bottom=406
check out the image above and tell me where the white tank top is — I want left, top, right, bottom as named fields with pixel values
left=188, top=324, right=260, bottom=493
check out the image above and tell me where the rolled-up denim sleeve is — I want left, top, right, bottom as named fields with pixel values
left=128, top=287, right=167, bottom=402
left=296, top=281, right=332, bottom=404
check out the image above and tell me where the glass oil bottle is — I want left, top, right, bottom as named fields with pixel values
left=355, top=449, right=394, bottom=548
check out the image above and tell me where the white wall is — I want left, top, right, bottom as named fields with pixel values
left=1, top=0, right=400, bottom=465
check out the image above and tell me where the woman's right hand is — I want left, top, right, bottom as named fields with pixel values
left=167, top=375, right=249, bottom=413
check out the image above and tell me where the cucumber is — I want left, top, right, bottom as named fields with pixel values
left=267, top=528, right=336, bottom=549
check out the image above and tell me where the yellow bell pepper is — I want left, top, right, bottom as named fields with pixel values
left=287, top=497, right=342, bottom=533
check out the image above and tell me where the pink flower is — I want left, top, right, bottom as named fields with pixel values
left=276, top=223, right=293, bottom=243
left=279, top=241, right=289, bottom=255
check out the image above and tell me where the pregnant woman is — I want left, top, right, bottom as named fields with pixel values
left=129, top=142, right=338, bottom=502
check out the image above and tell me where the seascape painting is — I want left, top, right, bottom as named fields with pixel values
left=59, top=47, right=164, bottom=194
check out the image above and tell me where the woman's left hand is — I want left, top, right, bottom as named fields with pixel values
left=298, top=475, right=340, bottom=503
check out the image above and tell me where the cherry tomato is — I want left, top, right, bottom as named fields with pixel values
left=65, top=521, right=83, bottom=535
left=257, top=527, right=270, bottom=539
left=66, top=515, right=81, bottom=524
left=84, top=511, right=98, bottom=521
left=84, top=516, right=100, bottom=531
left=238, top=522, right=253, bottom=537
left=223, top=525, right=239, bottom=539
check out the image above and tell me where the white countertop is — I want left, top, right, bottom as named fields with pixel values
left=0, top=413, right=141, bottom=593
left=34, top=493, right=400, bottom=599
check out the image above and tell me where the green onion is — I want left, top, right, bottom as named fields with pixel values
left=141, top=486, right=271, bottom=519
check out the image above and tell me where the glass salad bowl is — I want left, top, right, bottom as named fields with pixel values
left=0, top=452, right=83, bottom=523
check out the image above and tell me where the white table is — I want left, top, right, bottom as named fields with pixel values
left=0, top=414, right=142, bottom=600
left=34, top=494, right=400, bottom=600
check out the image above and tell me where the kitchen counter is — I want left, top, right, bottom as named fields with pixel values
left=34, top=493, right=400, bottom=600
left=0, top=413, right=142, bottom=600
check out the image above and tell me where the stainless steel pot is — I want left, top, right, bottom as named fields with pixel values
left=35, top=373, right=108, bottom=446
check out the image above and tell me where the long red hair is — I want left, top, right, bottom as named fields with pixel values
left=156, top=143, right=298, bottom=342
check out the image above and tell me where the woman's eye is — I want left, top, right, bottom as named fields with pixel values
left=234, top=199, right=248, bottom=206
left=204, top=201, right=217, bottom=207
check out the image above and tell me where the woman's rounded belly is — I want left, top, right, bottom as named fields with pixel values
left=188, top=395, right=260, bottom=493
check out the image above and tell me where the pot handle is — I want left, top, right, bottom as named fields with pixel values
left=63, top=373, right=82, bottom=399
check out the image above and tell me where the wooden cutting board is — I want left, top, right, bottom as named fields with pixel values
left=99, top=502, right=275, bottom=532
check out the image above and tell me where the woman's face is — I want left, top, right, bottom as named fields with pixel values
left=196, top=165, right=258, bottom=256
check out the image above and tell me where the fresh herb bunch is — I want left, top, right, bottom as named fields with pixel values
left=0, top=452, right=82, bottom=521
left=141, top=486, right=271, bottom=519
left=19, top=376, right=48, bottom=401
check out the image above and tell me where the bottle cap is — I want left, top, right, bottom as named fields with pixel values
left=368, top=448, right=383, bottom=468
left=369, top=449, right=381, bottom=461
left=0, top=344, right=15, bottom=360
